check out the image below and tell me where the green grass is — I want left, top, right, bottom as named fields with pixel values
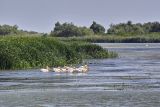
left=0, top=36, right=117, bottom=70
left=57, top=33, right=160, bottom=43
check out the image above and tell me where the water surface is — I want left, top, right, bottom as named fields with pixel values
left=0, top=43, right=160, bottom=107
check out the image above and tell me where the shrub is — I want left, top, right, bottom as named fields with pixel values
left=0, top=36, right=116, bottom=70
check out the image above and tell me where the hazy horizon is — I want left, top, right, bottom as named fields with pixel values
left=1, top=0, right=160, bottom=33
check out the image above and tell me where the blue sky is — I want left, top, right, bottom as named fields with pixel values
left=0, top=0, right=160, bottom=33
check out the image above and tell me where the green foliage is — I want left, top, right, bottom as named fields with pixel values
left=0, top=25, right=19, bottom=35
left=0, top=36, right=116, bottom=70
left=58, top=33, right=160, bottom=43
left=107, top=21, right=160, bottom=35
left=90, top=21, right=105, bottom=34
left=50, top=22, right=94, bottom=37
left=69, top=42, right=117, bottom=58
left=0, top=24, right=42, bottom=36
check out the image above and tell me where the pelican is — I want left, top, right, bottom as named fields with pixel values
left=73, top=65, right=89, bottom=73
left=53, top=65, right=89, bottom=73
left=145, top=44, right=149, bottom=47
left=53, top=67, right=62, bottom=73
left=40, top=66, right=50, bottom=72
left=53, top=66, right=74, bottom=73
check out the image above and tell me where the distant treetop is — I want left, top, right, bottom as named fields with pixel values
left=0, top=24, right=19, bottom=35
left=107, top=21, right=160, bottom=35
left=51, top=22, right=94, bottom=37
left=90, top=21, right=105, bottom=34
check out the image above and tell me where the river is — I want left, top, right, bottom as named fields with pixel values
left=0, top=43, right=160, bottom=107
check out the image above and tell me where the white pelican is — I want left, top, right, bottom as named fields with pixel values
left=53, top=67, right=62, bottom=73
left=53, top=66, right=74, bottom=73
left=73, top=65, right=89, bottom=73
left=40, top=66, right=50, bottom=72
left=145, top=44, right=149, bottom=47
left=53, top=65, right=89, bottom=73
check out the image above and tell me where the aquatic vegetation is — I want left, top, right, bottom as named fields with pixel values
left=0, top=36, right=117, bottom=70
left=67, top=41, right=117, bottom=58
left=58, top=33, right=160, bottom=43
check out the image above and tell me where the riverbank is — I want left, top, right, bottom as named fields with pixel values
left=58, top=33, right=160, bottom=43
left=0, top=36, right=117, bottom=70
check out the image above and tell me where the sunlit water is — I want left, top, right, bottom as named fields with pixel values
left=0, top=43, right=160, bottom=107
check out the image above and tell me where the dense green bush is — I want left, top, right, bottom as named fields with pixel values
left=107, top=21, right=160, bottom=35
left=90, top=21, right=105, bottom=34
left=69, top=42, right=117, bottom=58
left=0, top=36, right=116, bottom=70
left=0, top=25, right=19, bottom=35
left=50, top=22, right=94, bottom=37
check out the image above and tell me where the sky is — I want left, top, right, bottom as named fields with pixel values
left=0, top=0, right=160, bottom=33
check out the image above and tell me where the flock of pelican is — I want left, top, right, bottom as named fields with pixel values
left=40, top=65, right=89, bottom=73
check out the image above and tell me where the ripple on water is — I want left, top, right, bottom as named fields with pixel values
left=0, top=43, right=160, bottom=106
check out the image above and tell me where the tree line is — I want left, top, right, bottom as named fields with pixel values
left=107, top=21, right=160, bottom=35
left=0, top=21, right=106, bottom=36
left=1, top=21, right=160, bottom=36
left=0, top=24, right=40, bottom=36
left=50, top=21, right=105, bottom=37
left=0, top=25, right=19, bottom=35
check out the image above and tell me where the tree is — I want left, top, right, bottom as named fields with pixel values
left=107, top=21, right=146, bottom=35
left=90, top=21, right=105, bottom=34
left=0, top=24, right=19, bottom=35
left=50, top=22, right=94, bottom=37
left=150, top=22, right=160, bottom=32
left=127, top=21, right=132, bottom=25
left=107, top=21, right=160, bottom=35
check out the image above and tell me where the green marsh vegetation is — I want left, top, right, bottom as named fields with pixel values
left=58, top=33, right=160, bottom=43
left=1, top=20, right=160, bottom=70
left=0, top=36, right=117, bottom=70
